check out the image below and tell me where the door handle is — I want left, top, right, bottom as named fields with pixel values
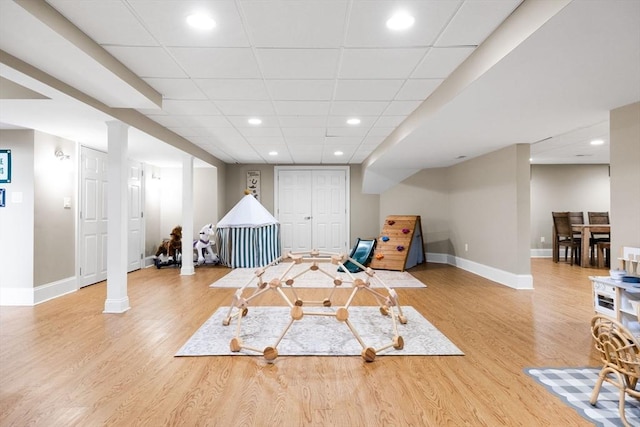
left=304, top=216, right=312, bottom=220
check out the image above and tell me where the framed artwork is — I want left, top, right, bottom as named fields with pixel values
left=0, top=188, right=4, bottom=207
left=247, top=170, right=260, bottom=201
left=0, top=150, right=10, bottom=183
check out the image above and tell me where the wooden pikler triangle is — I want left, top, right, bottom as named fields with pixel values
left=369, top=215, right=425, bottom=271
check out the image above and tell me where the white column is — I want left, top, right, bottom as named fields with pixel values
left=104, top=121, right=131, bottom=313
left=180, top=154, right=195, bottom=275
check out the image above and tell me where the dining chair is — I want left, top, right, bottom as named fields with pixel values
left=569, top=211, right=585, bottom=246
left=552, top=212, right=581, bottom=265
left=589, top=211, right=611, bottom=265
left=590, top=315, right=640, bottom=427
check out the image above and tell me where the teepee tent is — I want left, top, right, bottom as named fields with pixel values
left=215, top=194, right=281, bottom=268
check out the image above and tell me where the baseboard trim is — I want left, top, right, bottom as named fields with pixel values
left=0, top=276, right=78, bottom=306
left=531, top=249, right=552, bottom=258
left=34, top=276, right=78, bottom=304
left=425, top=252, right=534, bottom=290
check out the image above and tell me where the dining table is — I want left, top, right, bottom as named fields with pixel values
left=571, top=224, right=611, bottom=268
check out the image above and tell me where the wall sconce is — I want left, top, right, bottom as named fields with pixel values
left=55, top=150, right=70, bottom=161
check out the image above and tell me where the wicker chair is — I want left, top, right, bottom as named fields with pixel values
left=590, top=315, right=640, bottom=426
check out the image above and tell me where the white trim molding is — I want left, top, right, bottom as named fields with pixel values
left=426, top=252, right=534, bottom=290
left=0, top=276, right=77, bottom=306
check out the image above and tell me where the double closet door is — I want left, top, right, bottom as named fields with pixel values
left=79, top=146, right=143, bottom=287
left=275, top=167, right=349, bottom=255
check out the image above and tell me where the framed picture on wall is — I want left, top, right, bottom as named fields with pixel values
left=0, top=188, right=5, bottom=207
left=0, top=149, right=11, bottom=183
left=247, top=170, right=260, bottom=201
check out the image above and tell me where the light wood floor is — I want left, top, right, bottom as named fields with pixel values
left=1, top=259, right=606, bottom=426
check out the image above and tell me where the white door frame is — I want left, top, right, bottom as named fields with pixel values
left=78, top=146, right=145, bottom=288
left=274, top=165, right=350, bottom=253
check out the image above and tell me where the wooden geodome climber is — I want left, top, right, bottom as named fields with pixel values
left=222, top=249, right=408, bottom=362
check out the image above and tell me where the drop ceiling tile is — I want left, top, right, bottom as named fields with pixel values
left=104, top=46, right=186, bottom=78
left=180, top=115, right=232, bottom=128
left=169, top=48, right=261, bottom=78
left=127, top=0, right=250, bottom=47
left=167, top=127, right=212, bottom=138
left=48, top=0, right=157, bottom=46
left=226, top=116, right=280, bottom=128
left=256, top=49, right=341, bottom=79
left=240, top=0, right=348, bottom=48
left=290, top=153, right=322, bottom=164
left=339, top=48, right=427, bottom=78
left=327, top=116, right=377, bottom=128
left=144, top=78, right=206, bottom=100
left=238, top=127, right=284, bottom=138
left=326, top=127, right=368, bottom=137
left=412, top=47, right=475, bottom=78
left=266, top=80, right=335, bottom=101
left=288, top=144, right=324, bottom=153
left=374, top=116, right=406, bottom=127
left=285, top=136, right=326, bottom=147
left=367, top=127, right=394, bottom=137
left=334, top=79, right=404, bottom=101
left=252, top=144, right=290, bottom=156
left=195, top=79, right=270, bottom=100
left=322, top=144, right=356, bottom=160
left=274, top=101, right=331, bottom=116
left=324, top=136, right=362, bottom=146
left=215, top=100, right=276, bottom=116
left=362, top=134, right=386, bottom=145
left=246, top=136, right=286, bottom=145
left=162, top=100, right=220, bottom=115
left=384, top=100, right=422, bottom=115
left=395, top=79, right=443, bottom=100
left=345, top=0, right=461, bottom=47
left=279, top=116, right=328, bottom=127
left=282, top=128, right=327, bottom=138
left=266, top=153, right=294, bottom=164
left=207, top=127, right=245, bottom=141
left=330, top=101, right=388, bottom=116
left=436, top=0, right=522, bottom=47
left=349, top=152, right=371, bottom=163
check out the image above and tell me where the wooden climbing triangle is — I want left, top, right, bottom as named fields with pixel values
left=369, top=215, right=425, bottom=271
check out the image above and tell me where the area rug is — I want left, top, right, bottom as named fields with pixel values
left=525, top=367, right=640, bottom=427
left=209, top=263, right=426, bottom=288
left=176, top=306, right=462, bottom=357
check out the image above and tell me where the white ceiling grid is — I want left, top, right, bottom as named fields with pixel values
left=41, top=0, right=521, bottom=165
left=0, top=0, right=637, bottom=190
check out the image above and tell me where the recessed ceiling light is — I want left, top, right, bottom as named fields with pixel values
left=248, top=118, right=262, bottom=125
left=334, top=151, right=344, bottom=156
left=386, top=11, right=415, bottom=31
left=186, top=13, right=216, bottom=30
left=346, top=118, right=361, bottom=125
left=590, top=139, right=605, bottom=146
left=268, top=151, right=278, bottom=156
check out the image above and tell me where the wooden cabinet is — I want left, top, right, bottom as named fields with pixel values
left=590, top=276, right=640, bottom=335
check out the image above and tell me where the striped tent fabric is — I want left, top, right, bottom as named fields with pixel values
left=216, top=194, right=281, bottom=268
left=215, top=224, right=281, bottom=268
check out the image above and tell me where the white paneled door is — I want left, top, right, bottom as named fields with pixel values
left=127, top=161, right=143, bottom=272
left=276, top=167, right=349, bottom=254
left=79, top=147, right=143, bottom=288
left=79, top=147, right=108, bottom=287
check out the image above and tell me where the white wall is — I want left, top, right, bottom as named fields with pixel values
left=530, top=164, right=610, bottom=255
left=610, top=101, right=640, bottom=260
left=0, top=131, right=35, bottom=305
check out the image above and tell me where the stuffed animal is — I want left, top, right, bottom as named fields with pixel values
left=193, top=223, right=219, bottom=265
left=154, top=225, right=182, bottom=261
